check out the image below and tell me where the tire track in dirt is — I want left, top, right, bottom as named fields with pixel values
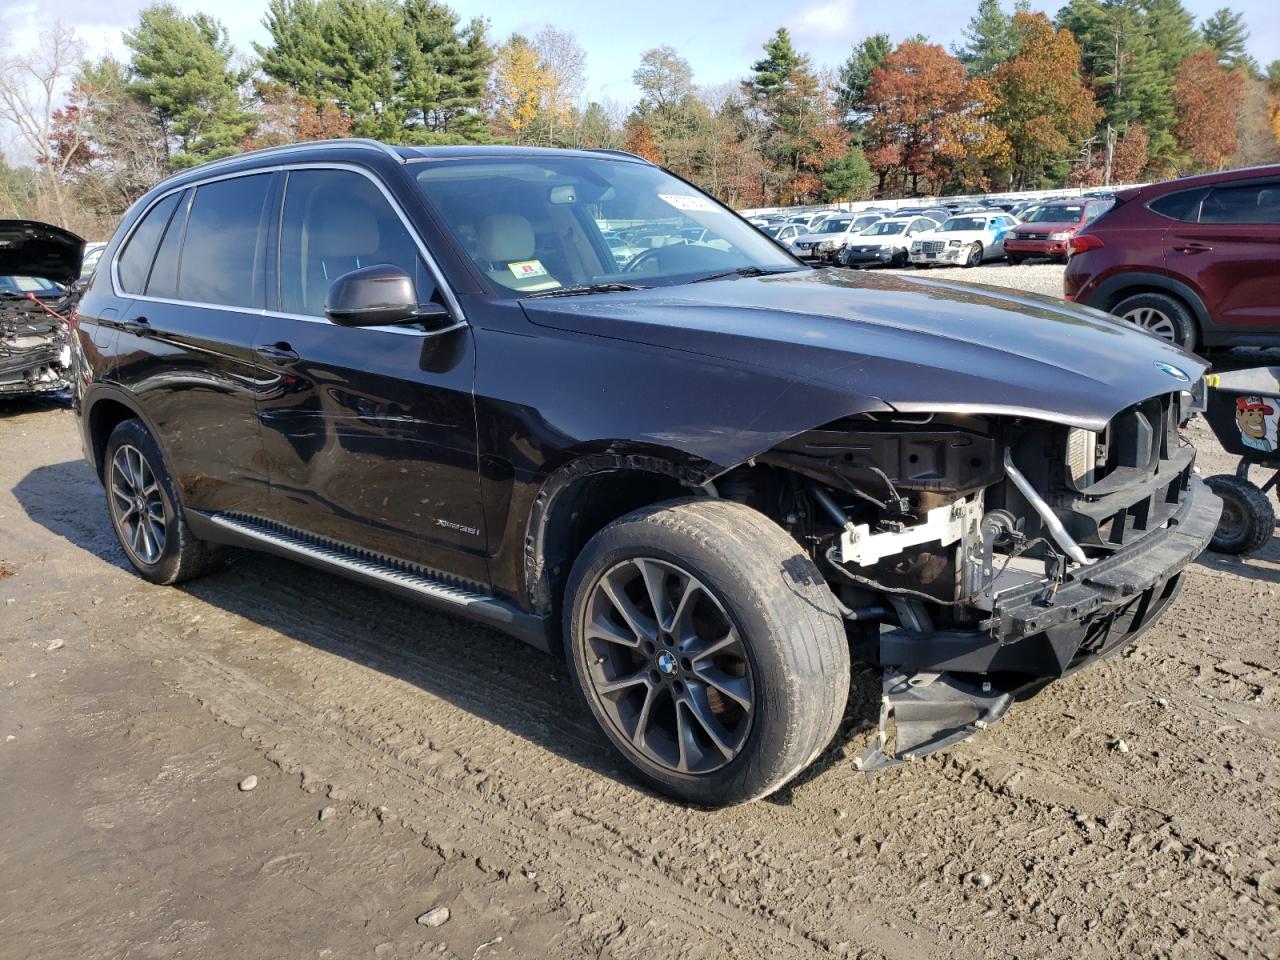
left=121, top=619, right=921, bottom=960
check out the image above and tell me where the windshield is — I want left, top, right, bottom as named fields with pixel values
left=939, top=217, right=989, bottom=232
left=0, top=275, right=63, bottom=296
left=412, top=156, right=799, bottom=297
left=815, top=218, right=853, bottom=234
left=1027, top=205, right=1083, bottom=222
left=861, top=220, right=907, bottom=236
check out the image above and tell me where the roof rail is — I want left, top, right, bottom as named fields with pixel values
left=586, top=148, right=651, bottom=164
left=157, top=138, right=403, bottom=184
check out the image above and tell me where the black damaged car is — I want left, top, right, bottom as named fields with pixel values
left=1, top=220, right=82, bottom=398
left=72, top=141, right=1221, bottom=805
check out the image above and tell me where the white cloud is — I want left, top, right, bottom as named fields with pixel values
left=785, top=0, right=858, bottom=43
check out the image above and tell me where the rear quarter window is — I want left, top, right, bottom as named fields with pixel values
left=116, top=192, right=181, bottom=294
left=1148, top=188, right=1208, bottom=222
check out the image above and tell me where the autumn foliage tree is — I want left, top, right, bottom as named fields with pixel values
left=863, top=42, right=1006, bottom=195
left=1173, top=49, right=1245, bottom=170
left=991, top=13, right=1100, bottom=188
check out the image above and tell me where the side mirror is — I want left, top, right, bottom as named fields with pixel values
left=325, top=264, right=452, bottom=330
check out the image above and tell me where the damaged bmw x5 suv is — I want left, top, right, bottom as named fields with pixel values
left=73, top=140, right=1221, bottom=804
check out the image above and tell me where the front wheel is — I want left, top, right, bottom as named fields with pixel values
left=564, top=499, right=850, bottom=806
left=1005, top=253, right=1023, bottom=266
left=964, top=242, right=983, bottom=267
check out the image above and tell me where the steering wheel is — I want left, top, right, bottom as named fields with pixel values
left=623, top=248, right=666, bottom=274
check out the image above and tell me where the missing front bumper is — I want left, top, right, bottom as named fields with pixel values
left=855, top=476, right=1220, bottom=773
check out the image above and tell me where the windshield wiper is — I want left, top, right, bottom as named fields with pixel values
left=688, top=266, right=799, bottom=284
left=524, top=282, right=645, bottom=299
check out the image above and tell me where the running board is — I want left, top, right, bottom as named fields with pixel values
left=197, top=512, right=552, bottom=652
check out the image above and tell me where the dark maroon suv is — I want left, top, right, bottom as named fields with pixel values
left=1064, top=165, right=1280, bottom=352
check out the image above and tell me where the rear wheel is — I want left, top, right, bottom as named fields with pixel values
left=564, top=499, right=850, bottom=806
left=1205, top=474, right=1274, bottom=555
left=1113, top=292, right=1198, bottom=351
left=104, top=419, right=225, bottom=584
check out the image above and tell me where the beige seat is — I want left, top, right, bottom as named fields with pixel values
left=475, top=214, right=559, bottom=291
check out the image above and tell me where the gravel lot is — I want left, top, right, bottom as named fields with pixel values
left=882, top=260, right=1067, bottom=298
left=2, top=276, right=1278, bottom=959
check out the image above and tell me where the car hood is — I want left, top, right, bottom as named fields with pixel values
left=914, top=229, right=990, bottom=244
left=794, top=231, right=843, bottom=244
left=522, top=268, right=1206, bottom=431
left=848, top=234, right=908, bottom=248
left=0, top=220, right=84, bottom=287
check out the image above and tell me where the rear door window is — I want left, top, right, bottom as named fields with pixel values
left=1200, top=181, right=1280, bottom=224
left=116, top=192, right=181, bottom=294
left=176, top=174, right=273, bottom=309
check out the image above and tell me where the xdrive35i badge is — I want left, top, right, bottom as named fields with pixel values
left=1155, top=361, right=1190, bottom=382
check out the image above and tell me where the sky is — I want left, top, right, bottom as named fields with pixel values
left=5, top=0, right=1280, bottom=110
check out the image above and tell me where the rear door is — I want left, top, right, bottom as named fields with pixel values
left=112, top=171, right=277, bottom=515
left=1163, top=177, right=1280, bottom=336
left=253, top=165, right=486, bottom=582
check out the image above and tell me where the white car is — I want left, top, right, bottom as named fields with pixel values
left=908, top=212, right=1019, bottom=267
left=838, top=216, right=939, bottom=268
left=790, top=213, right=886, bottom=263
left=758, top=222, right=804, bottom=249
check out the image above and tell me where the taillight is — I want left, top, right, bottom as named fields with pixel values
left=1069, top=234, right=1104, bottom=255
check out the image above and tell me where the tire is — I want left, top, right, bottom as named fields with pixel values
left=964, top=243, right=983, bottom=267
left=890, top=250, right=908, bottom=268
left=564, top=498, right=850, bottom=806
left=1205, top=474, right=1275, bottom=555
left=103, top=418, right=225, bottom=584
left=1006, top=254, right=1024, bottom=266
left=1112, top=292, right=1199, bottom=351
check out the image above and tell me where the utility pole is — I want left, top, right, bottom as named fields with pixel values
left=1103, top=124, right=1116, bottom=186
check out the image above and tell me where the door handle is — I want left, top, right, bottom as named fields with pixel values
left=257, top=341, right=299, bottom=362
left=119, top=315, right=150, bottom=336
left=1173, top=242, right=1212, bottom=254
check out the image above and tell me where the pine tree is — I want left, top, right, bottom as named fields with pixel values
left=1200, top=7, right=1258, bottom=76
left=746, top=28, right=801, bottom=100
left=1145, top=0, right=1202, bottom=75
left=1057, top=0, right=1176, bottom=163
left=399, top=0, right=493, bottom=142
left=257, top=0, right=331, bottom=100
left=837, top=34, right=892, bottom=130
left=956, top=0, right=1016, bottom=76
left=124, top=4, right=256, bottom=167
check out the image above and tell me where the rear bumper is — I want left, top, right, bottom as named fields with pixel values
left=1004, top=238, right=1069, bottom=257
left=879, top=476, right=1220, bottom=679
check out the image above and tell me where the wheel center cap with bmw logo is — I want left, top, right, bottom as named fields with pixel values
left=1154, top=361, right=1190, bottom=382
left=656, top=651, right=678, bottom=675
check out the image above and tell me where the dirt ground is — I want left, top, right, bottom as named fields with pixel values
left=1, top=391, right=1278, bottom=960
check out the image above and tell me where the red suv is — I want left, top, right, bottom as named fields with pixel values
left=1064, top=165, right=1280, bottom=352
left=1005, top=198, right=1113, bottom=263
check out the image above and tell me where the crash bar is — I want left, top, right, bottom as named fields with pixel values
left=1002, top=450, right=1088, bottom=565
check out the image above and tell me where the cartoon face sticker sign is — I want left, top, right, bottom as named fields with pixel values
left=1235, top=395, right=1278, bottom=454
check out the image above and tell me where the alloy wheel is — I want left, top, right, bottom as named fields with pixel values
left=109, top=443, right=168, bottom=565
left=1122, top=306, right=1178, bottom=342
left=580, top=557, right=755, bottom=775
